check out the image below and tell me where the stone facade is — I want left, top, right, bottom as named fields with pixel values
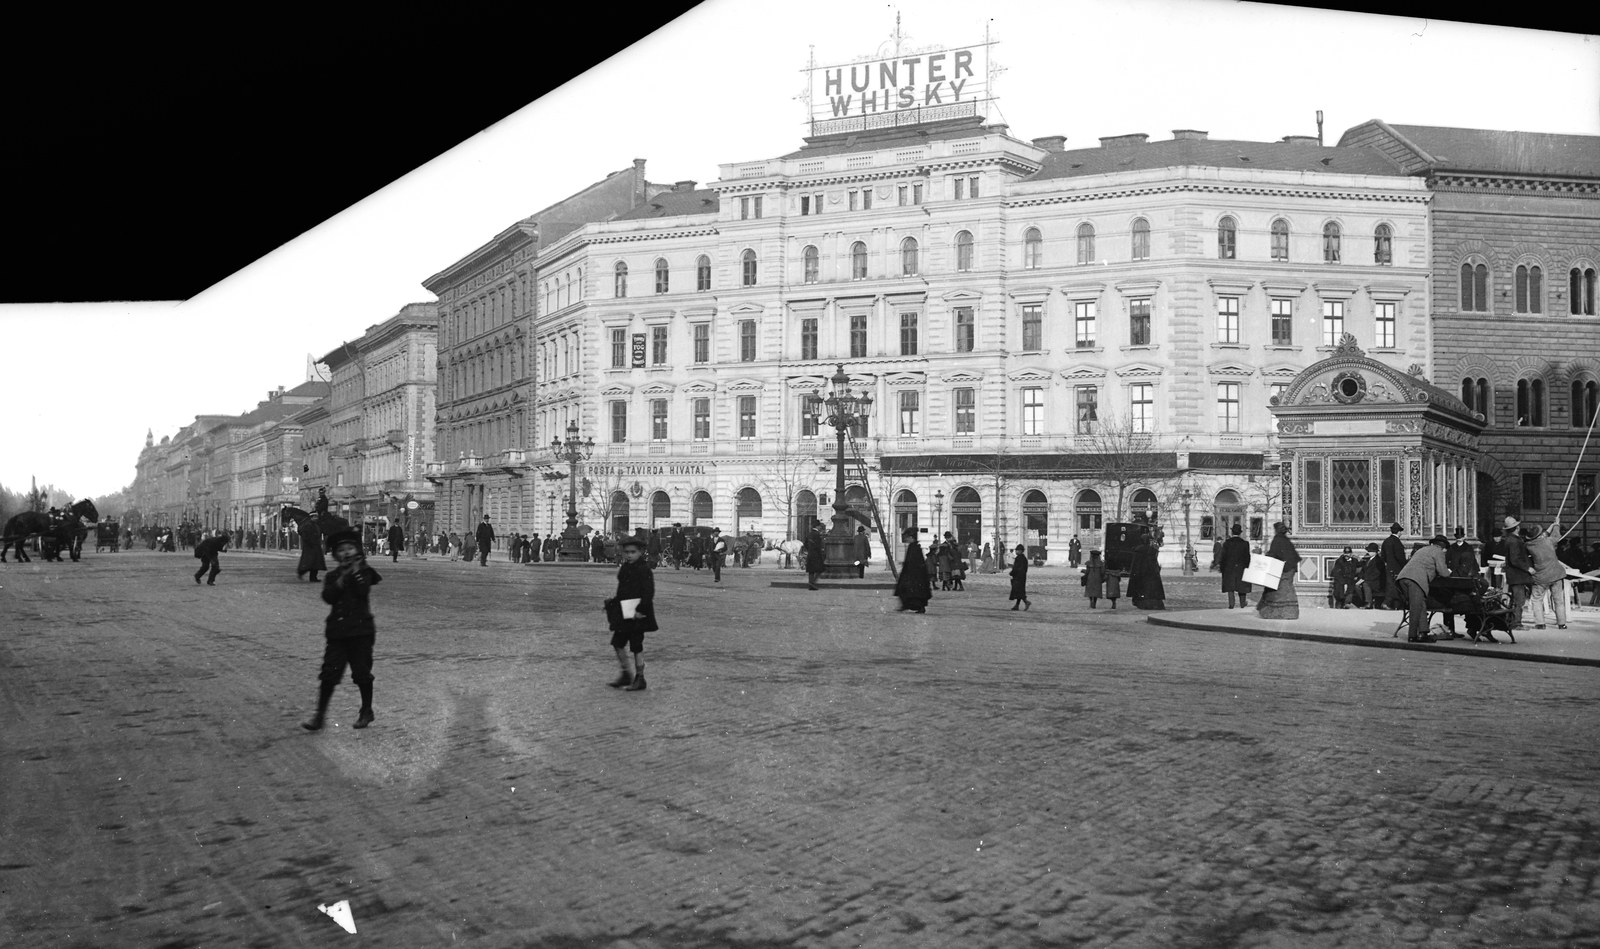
left=1337, top=120, right=1600, bottom=540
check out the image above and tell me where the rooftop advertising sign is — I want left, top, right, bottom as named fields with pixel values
left=808, top=42, right=994, bottom=137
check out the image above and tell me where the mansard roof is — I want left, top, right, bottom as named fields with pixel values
left=1026, top=137, right=1404, bottom=181
left=613, top=188, right=720, bottom=220
left=1349, top=121, right=1600, bottom=179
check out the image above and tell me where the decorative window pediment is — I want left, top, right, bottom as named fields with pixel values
left=1008, top=286, right=1052, bottom=303
left=1261, top=363, right=1301, bottom=379
left=1207, top=362, right=1256, bottom=377
left=640, top=309, right=675, bottom=324
left=1116, top=280, right=1161, bottom=295
left=639, top=382, right=675, bottom=395
left=1313, top=282, right=1358, bottom=299
left=942, top=289, right=984, bottom=304
left=1059, top=365, right=1106, bottom=380
left=728, top=302, right=766, bottom=316
left=1367, top=283, right=1413, bottom=300
left=600, top=384, right=633, bottom=396
left=787, top=375, right=831, bottom=390
left=1260, top=280, right=1308, bottom=296
left=681, top=380, right=717, bottom=393
left=1114, top=362, right=1164, bottom=378
left=942, top=370, right=985, bottom=383
left=1007, top=367, right=1053, bottom=382
left=1207, top=278, right=1255, bottom=295
left=885, top=291, right=927, bottom=306
left=884, top=372, right=927, bottom=387
left=723, top=378, right=765, bottom=392
left=1061, top=282, right=1106, bottom=300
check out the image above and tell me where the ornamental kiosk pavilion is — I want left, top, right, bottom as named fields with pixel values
left=1268, top=334, right=1486, bottom=587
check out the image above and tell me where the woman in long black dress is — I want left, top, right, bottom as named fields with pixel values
left=297, top=518, right=327, bottom=582
left=1127, top=531, right=1166, bottom=610
left=1008, top=543, right=1030, bottom=610
left=1256, top=522, right=1302, bottom=619
left=894, top=529, right=933, bottom=613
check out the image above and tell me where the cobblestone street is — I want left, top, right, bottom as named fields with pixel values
left=3, top=551, right=1598, bottom=947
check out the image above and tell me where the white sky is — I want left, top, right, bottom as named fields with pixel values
left=2, top=0, right=1595, bottom=501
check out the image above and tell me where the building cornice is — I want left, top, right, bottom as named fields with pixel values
left=1008, top=181, right=1430, bottom=208
left=1428, top=173, right=1600, bottom=198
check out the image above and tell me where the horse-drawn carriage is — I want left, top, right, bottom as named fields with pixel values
left=94, top=520, right=121, bottom=553
left=2, top=499, right=99, bottom=563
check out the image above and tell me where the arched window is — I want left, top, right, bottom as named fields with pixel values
left=1517, top=378, right=1546, bottom=427
left=1570, top=266, right=1597, bottom=316
left=901, top=237, right=919, bottom=276
left=952, top=486, right=982, bottom=545
left=1217, top=216, right=1237, bottom=260
left=893, top=488, right=919, bottom=538
left=736, top=487, right=762, bottom=518
left=1131, top=218, right=1150, bottom=261
left=650, top=490, right=671, bottom=527
left=1076, top=223, right=1096, bottom=265
left=1572, top=379, right=1598, bottom=429
left=613, top=261, right=628, bottom=298
left=741, top=249, right=758, bottom=287
left=1461, top=377, right=1491, bottom=422
left=1322, top=222, right=1341, bottom=264
left=1515, top=264, right=1543, bottom=314
left=1074, top=489, right=1102, bottom=530
left=1374, top=224, right=1393, bottom=265
left=842, top=485, right=868, bottom=521
left=1131, top=488, right=1158, bottom=524
left=1022, top=489, right=1049, bottom=543
left=1023, top=228, right=1042, bottom=269
left=1461, top=261, right=1489, bottom=312
left=803, top=245, right=819, bottom=285
left=1271, top=219, right=1290, bottom=261
left=691, top=490, right=713, bottom=525
left=654, top=258, right=669, bottom=294
left=851, top=241, right=868, bottom=280
left=610, top=491, right=631, bottom=534
left=696, top=255, right=711, bottom=291
left=793, top=489, right=818, bottom=538
left=955, top=231, right=973, bottom=272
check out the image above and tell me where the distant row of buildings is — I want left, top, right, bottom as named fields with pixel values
left=132, top=109, right=1600, bottom=573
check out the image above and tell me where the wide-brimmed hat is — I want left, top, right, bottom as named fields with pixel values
left=326, top=529, right=363, bottom=551
left=1430, top=534, right=1450, bottom=546
left=1504, top=515, right=1520, bottom=529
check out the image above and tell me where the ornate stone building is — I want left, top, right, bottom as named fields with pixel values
left=313, top=303, right=438, bottom=534
left=1337, top=121, right=1600, bottom=539
left=552, top=115, right=1432, bottom=563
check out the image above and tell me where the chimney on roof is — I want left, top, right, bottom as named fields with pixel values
left=1098, top=133, right=1149, bottom=147
left=1280, top=135, right=1318, bottom=145
left=1171, top=129, right=1209, bottom=141
left=674, top=180, right=697, bottom=193
left=632, top=158, right=647, bottom=207
left=1031, top=135, right=1067, bottom=153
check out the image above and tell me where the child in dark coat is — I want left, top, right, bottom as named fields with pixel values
left=1009, top=544, right=1031, bottom=611
left=607, top=536, right=658, bottom=691
left=303, top=529, right=382, bottom=731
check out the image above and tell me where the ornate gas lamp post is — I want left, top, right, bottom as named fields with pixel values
left=821, top=364, right=874, bottom=577
left=551, top=420, right=595, bottom=561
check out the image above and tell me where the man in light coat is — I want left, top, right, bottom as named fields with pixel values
left=1525, top=521, right=1569, bottom=630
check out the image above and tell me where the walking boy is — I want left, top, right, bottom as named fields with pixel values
left=193, top=529, right=229, bottom=585
left=606, top=536, right=658, bottom=691
left=303, top=529, right=382, bottom=731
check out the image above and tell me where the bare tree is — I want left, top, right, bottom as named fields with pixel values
left=1073, top=410, right=1179, bottom=522
left=753, top=441, right=823, bottom=540
left=1240, top=467, right=1283, bottom=544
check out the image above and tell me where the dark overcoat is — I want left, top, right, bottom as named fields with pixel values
left=1219, top=535, right=1252, bottom=594
left=894, top=542, right=933, bottom=610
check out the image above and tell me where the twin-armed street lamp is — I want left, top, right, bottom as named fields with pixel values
left=821, top=364, right=874, bottom=577
left=551, top=420, right=595, bottom=561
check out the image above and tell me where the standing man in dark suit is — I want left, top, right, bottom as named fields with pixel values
left=1219, top=524, right=1252, bottom=608
left=475, top=515, right=495, bottom=567
left=1380, top=522, right=1408, bottom=608
left=669, top=523, right=687, bottom=570
left=1501, top=515, right=1533, bottom=629
left=853, top=527, right=871, bottom=578
left=386, top=521, right=405, bottom=563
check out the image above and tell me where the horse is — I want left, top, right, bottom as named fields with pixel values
left=774, top=538, right=805, bottom=569
left=281, top=506, right=349, bottom=552
left=2, top=499, right=99, bottom=563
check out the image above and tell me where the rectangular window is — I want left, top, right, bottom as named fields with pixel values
left=1217, top=382, right=1241, bottom=433
left=1304, top=459, right=1323, bottom=525
left=969, top=175, right=980, bottom=198
left=1021, top=304, right=1042, bottom=351
left=800, top=195, right=811, bottom=216
left=899, top=391, right=920, bottom=436
left=1217, top=296, right=1240, bottom=344
left=862, top=189, right=872, bottom=210
left=848, top=190, right=860, bottom=211
left=651, top=326, right=667, bottom=365
left=738, top=396, right=756, bottom=439
left=953, top=177, right=965, bottom=200
left=850, top=313, right=867, bottom=358
left=1523, top=472, right=1543, bottom=510
left=900, top=312, right=918, bottom=356
left=1380, top=458, right=1397, bottom=525
left=610, top=400, right=627, bottom=443
left=913, top=183, right=923, bottom=204
left=1330, top=459, right=1369, bottom=524
left=739, top=320, right=756, bottom=362
left=693, top=398, right=711, bottom=440
left=954, top=387, right=975, bottom=434
left=650, top=399, right=668, bottom=441
left=693, top=324, right=709, bottom=364
left=1076, top=386, right=1098, bottom=434
left=1130, top=298, right=1152, bottom=346
left=898, top=184, right=908, bottom=206
left=753, top=196, right=763, bottom=218
left=813, top=192, right=823, bottom=215
left=954, top=306, right=975, bottom=353
left=611, top=328, right=627, bottom=368
left=740, top=197, right=750, bottom=220
left=1022, top=387, right=1045, bottom=436
left=1375, top=301, right=1396, bottom=348
left=1269, top=382, right=1289, bottom=405
left=1074, top=301, right=1097, bottom=348
left=1270, top=299, right=1294, bottom=346
left=1130, top=383, right=1154, bottom=433
left=800, top=318, right=818, bottom=361
left=1322, top=300, right=1345, bottom=347
left=801, top=396, right=821, bottom=438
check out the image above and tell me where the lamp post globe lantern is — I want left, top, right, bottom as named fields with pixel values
left=551, top=420, right=595, bottom=561
left=1180, top=487, right=1195, bottom=576
left=820, top=364, right=874, bottom=577
left=934, top=489, right=945, bottom=538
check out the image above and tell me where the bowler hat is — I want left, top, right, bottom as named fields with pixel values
left=1430, top=534, right=1449, bottom=546
left=618, top=536, right=645, bottom=550
left=326, top=529, right=362, bottom=551
left=1273, top=521, right=1289, bottom=533
left=1365, top=542, right=1380, bottom=552
left=1389, top=522, right=1403, bottom=533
